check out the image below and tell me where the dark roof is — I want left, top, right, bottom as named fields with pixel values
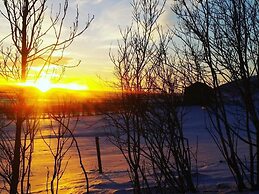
left=184, top=82, right=214, bottom=106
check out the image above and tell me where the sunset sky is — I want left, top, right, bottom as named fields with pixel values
left=65, top=0, right=132, bottom=91
left=0, top=0, right=173, bottom=91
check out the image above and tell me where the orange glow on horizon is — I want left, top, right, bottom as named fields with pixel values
left=18, top=78, right=88, bottom=92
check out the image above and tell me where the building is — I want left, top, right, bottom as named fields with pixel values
left=184, top=82, right=214, bottom=106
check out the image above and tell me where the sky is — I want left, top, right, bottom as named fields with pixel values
left=0, top=0, right=174, bottom=91
left=65, top=0, right=133, bottom=90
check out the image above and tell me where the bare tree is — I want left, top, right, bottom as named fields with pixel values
left=49, top=112, right=90, bottom=194
left=41, top=114, right=75, bottom=194
left=0, top=125, right=13, bottom=192
left=109, top=0, right=166, bottom=192
left=0, top=0, right=93, bottom=193
left=172, top=0, right=258, bottom=191
left=20, top=117, right=39, bottom=194
left=109, top=0, right=196, bottom=193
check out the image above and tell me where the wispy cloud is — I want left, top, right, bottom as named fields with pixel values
left=75, top=0, right=105, bottom=5
left=0, top=0, right=175, bottom=89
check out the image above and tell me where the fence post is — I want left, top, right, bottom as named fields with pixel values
left=95, top=136, right=103, bottom=173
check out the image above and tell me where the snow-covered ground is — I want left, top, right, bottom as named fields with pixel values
left=0, top=106, right=255, bottom=193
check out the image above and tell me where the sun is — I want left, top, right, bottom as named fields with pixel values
left=17, top=78, right=52, bottom=93
left=35, top=78, right=52, bottom=92
left=17, top=78, right=88, bottom=92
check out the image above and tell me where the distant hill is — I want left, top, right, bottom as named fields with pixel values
left=182, top=77, right=259, bottom=106
left=219, top=76, right=259, bottom=95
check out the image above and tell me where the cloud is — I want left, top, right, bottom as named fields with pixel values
left=28, top=56, right=73, bottom=67
left=75, top=0, right=104, bottom=6
left=65, top=0, right=175, bottom=83
left=158, top=2, right=176, bottom=28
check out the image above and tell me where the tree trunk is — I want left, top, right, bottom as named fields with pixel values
left=10, top=1, right=28, bottom=193
left=10, top=116, right=23, bottom=194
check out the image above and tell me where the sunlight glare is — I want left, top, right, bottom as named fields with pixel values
left=17, top=78, right=88, bottom=92
left=35, top=78, right=52, bottom=92
left=55, top=83, right=88, bottom=91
